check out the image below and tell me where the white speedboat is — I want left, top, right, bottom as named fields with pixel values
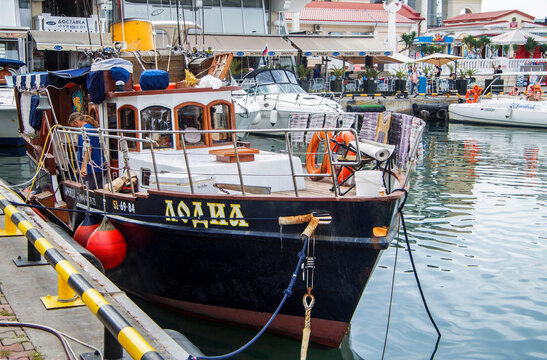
left=241, top=68, right=343, bottom=133
left=449, top=71, right=547, bottom=128
left=449, top=98, right=547, bottom=128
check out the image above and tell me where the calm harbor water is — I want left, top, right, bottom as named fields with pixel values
left=2, top=122, right=546, bottom=359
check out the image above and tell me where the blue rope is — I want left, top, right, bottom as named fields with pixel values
left=187, top=236, right=310, bottom=360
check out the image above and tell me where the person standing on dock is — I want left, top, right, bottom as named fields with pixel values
left=68, top=113, right=105, bottom=190
left=410, top=65, right=419, bottom=95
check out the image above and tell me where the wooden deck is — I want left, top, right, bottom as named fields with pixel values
left=273, top=178, right=356, bottom=197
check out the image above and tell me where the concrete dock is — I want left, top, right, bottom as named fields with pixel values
left=0, top=183, right=191, bottom=360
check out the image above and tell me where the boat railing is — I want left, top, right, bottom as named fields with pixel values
left=51, top=114, right=423, bottom=198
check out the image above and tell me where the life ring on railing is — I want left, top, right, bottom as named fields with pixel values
left=306, top=131, right=333, bottom=181
left=331, top=131, right=356, bottom=183
left=465, top=89, right=476, bottom=103
left=533, top=85, right=542, bottom=101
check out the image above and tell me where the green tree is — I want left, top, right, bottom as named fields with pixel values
left=524, top=37, right=538, bottom=58
left=540, top=44, right=547, bottom=58
left=400, top=31, right=417, bottom=52
left=477, top=35, right=491, bottom=58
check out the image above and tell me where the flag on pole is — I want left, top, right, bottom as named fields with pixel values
left=262, top=43, right=268, bottom=56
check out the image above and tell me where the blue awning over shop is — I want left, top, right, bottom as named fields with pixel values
left=0, top=58, right=26, bottom=69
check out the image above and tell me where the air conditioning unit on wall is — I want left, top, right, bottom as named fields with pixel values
left=314, top=24, right=322, bottom=32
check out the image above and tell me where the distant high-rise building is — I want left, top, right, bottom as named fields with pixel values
left=442, top=0, right=482, bottom=21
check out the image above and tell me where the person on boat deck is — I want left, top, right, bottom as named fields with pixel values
left=0, top=65, right=11, bottom=85
left=68, top=113, right=105, bottom=190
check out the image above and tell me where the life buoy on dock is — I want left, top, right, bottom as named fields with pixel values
left=306, top=131, right=333, bottom=181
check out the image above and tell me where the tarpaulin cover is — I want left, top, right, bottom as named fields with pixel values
left=29, top=95, right=43, bottom=131
left=110, top=67, right=130, bottom=83
left=0, top=58, right=25, bottom=69
left=87, top=71, right=105, bottom=104
left=90, top=58, right=133, bottom=73
left=140, top=70, right=169, bottom=91
left=48, top=67, right=90, bottom=88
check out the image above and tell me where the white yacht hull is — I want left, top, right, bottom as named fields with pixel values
left=449, top=99, right=547, bottom=128
left=0, top=89, right=22, bottom=145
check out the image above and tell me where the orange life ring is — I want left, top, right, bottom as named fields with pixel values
left=331, top=131, right=356, bottom=183
left=465, top=89, right=476, bottom=103
left=306, top=131, right=333, bottom=181
left=466, top=89, right=480, bottom=103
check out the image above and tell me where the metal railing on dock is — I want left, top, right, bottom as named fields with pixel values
left=0, top=193, right=168, bottom=360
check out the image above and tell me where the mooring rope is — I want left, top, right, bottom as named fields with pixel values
left=187, top=215, right=321, bottom=360
left=384, top=188, right=442, bottom=359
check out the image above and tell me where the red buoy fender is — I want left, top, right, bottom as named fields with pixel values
left=86, top=217, right=127, bottom=270
left=73, top=213, right=101, bottom=248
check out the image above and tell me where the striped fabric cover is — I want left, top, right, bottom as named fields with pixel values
left=324, top=113, right=339, bottom=128
left=358, top=113, right=380, bottom=141
left=305, top=113, right=326, bottom=144
left=339, top=112, right=357, bottom=129
left=288, top=113, right=309, bottom=144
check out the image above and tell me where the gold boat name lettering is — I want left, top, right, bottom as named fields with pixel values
left=164, top=200, right=249, bottom=228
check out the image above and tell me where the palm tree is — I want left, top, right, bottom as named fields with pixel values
left=540, top=44, right=547, bottom=58
left=524, top=37, right=538, bottom=58
left=400, top=31, right=417, bottom=53
left=477, top=35, right=491, bottom=58
left=463, top=35, right=478, bottom=57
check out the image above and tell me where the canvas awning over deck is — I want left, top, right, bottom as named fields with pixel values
left=287, top=36, right=391, bottom=57
left=31, top=30, right=104, bottom=51
left=186, top=34, right=298, bottom=56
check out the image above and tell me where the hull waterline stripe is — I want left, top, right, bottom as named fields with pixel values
left=0, top=194, right=165, bottom=360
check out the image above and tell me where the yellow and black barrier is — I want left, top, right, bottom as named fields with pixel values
left=0, top=194, right=164, bottom=360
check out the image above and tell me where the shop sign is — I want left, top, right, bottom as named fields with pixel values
left=43, top=15, right=96, bottom=32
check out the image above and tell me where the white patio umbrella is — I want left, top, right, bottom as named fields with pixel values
left=415, top=53, right=463, bottom=66
left=490, top=29, right=547, bottom=45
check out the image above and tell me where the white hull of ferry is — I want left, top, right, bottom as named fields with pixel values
left=449, top=99, right=547, bottom=128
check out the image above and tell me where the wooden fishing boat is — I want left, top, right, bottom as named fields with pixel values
left=13, top=60, right=424, bottom=348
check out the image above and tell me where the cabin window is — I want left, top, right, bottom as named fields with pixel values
left=118, top=106, right=139, bottom=150
left=209, top=103, right=231, bottom=144
left=176, top=104, right=205, bottom=146
left=140, top=106, right=173, bottom=149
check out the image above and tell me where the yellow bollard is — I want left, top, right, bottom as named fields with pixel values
left=41, top=274, right=85, bottom=309
left=0, top=213, right=22, bottom=236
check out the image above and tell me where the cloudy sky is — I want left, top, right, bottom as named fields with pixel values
left=481, top=0, right=547, bottom=19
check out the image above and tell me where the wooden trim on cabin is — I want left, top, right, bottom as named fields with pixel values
left=94, top=189, right=148, bottom=200
left=173, top=101, right=207, bottom=150
left=117, top=104, right=140, bottom=152
left=105, top=86, right=242, bottom=98
left=206, top=100, right=236, bottom=146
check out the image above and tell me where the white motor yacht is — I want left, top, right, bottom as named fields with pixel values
left=241, top=68, right=343, bottom=133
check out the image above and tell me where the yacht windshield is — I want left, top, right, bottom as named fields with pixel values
left=255, top=83, right=307, bottom=95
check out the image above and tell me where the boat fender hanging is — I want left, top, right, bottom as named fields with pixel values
left=86, top=217, right=127, bottom=270
left=270, top=108, right=278, bottom=126
left=73, top=213, right=101, bottom=248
